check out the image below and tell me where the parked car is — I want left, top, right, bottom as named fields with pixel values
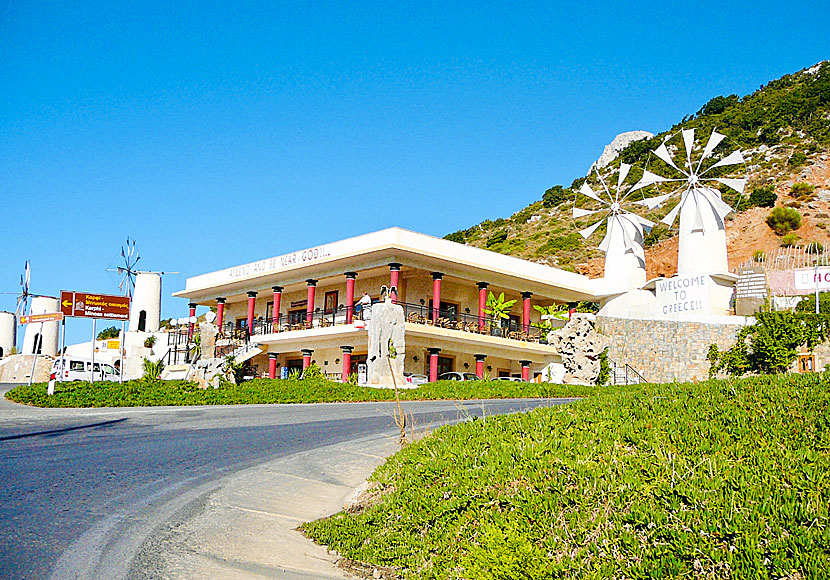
left=494, top=376, right=527, bottom=382
left=404, top=373, right=429, bottom=385
left=50, top=357, right=119, bottom=383
left=437, top=371, right=481, bottom=381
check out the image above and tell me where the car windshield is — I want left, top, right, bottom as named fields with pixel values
left=463, top=373, right=481, bottom=380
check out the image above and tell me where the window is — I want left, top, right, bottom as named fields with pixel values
left=70, top=360, right=85, bottom=371
left=798, top=354, right=815, bottom=373
left=235, top=318, right=248, bottom=331
left=324, top=291, right=339, bottom=314
left=436, top=356, right=454, bottom=375
left=349, top=353, right=367, bottom=375
left=266, top=301, right=274, bottom=321
left=427, top=300, right=458, bottom=322
left=138, top=310, right=147, bottom=331
left=288, top=309, right=307, bottom=325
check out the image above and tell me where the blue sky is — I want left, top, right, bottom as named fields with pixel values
left=2, top=1, right=829, bottom=344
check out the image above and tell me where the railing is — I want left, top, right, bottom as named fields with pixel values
left=609, top=359, right=647, bottom=385
left=237, top=302, right=546, bottom=344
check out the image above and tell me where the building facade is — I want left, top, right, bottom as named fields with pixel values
left=174, top=228, right=605, bottom=382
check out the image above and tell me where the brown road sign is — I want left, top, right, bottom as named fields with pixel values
left=20, top=312, right=64, bottom=324
left=60, top=291, right=130, bottom=320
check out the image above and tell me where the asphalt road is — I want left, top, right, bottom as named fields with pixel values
left=0, top=384, right=572, bottom=579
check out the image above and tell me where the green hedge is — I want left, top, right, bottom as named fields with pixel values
left=303, top=373, right=830, bottom=579
left=4, top=378, right=606, bottom=408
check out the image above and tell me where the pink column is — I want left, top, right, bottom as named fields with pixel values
left=302, top=349, right=313, bottom=370
left=268, top=353, right=278, bottom=379
left=246, top=292, right=257, bottom=336
left=389, top=263, right=401, bottom=304
left=306, top=280, right=317, bottom=326
left=188, top=302, right=196, bottom=339
left=520, top=360, right=531, bottom=381
left=341, top=346, right=353, bottom=383
left=522, top=292, right=532, bottom=332
left=431, top=272, right=443, bottom=321
left=477, top=282, right=488, bottom=331
left=428, top=348, right=440, bottom=382
left=272, top=286, right=283, bottom=331
left=215, top=298, right=225, bottom=332
left=345, top=273, right=356, bottom=323
left=475, top=354, right=486, bottom=379
left=568, top=307, right=576, bottom=320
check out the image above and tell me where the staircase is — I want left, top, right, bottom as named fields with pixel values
left=609, top=360, right=647, bottom=385
left=228, top=341, right=262, bottom=364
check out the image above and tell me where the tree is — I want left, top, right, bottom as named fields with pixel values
left=748, top=185, right=776, bottom=208
left=97, top=326, right=120, bottom=340
left=542, top=185, right=569, bottom=208
left=766, top=207, right=801, bottom=235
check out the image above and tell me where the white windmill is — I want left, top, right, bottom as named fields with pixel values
left=629, top=128, right=745, bottom=275
left=573, top=163, right=655, bottom=289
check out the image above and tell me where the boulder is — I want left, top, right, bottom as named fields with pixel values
left=550, top=314, right=608, bottom=385
left=366, top=295, right=406, bottom=386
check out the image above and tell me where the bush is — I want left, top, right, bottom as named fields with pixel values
left=485, top=230, right=508, bottom=247
left=766, top=207, right=802, bottom=235
left=748, top=184, right=777, bottom=207
left=643, top=225, right=672, bottom=247
left=805, top=241, right=825, bottom=254
left=141, top=357, right=165, bottom=383
left=796, top=292, right=830, bottom=314
left=541, top=185, right=569, bottom=208
left=97, top=326, right=120, bottom=340
left=781, top=232, right=801, bottom=247
left=791, top=182, right=816, bottom=197
left=752, top=249, right=766, bottom=262
left=443, top=231, right=465, bottom=243
left=535, top=233, right=582, bottom=255
left=788, top=151, right=808, bottom=166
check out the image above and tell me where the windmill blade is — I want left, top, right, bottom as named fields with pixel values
left=573, top=207, right=600, bottom=219
left=700, top=130, right=726, bottom=162
left=706, top=149, right=744, bottom=170
left=617, top=163, right=631, bottom=193
left=630, top=170, right=673, bottom=192
left=578, top=216, right=606, bottom=239
left=633, top=192, right=673, bottom=209
left=699, top=187, right=735, bottom=223
left=578, top=182, right=605, bottom=204
left=653, top=143, right=683, bottom=174
left=23, top=260, right=31, bottom=289
left=682, top=128, right=695, bottom=168
left=713, top=177, right=747, bottom=194
left=623, top=211, right=655, bottom=231
left=691, top=192, right=705, bottom=231
left=660, top=200, right=684, bottom=227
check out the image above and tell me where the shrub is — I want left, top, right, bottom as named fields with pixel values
left=443, top=231, right=465, bottom=243
left=766, top=207, right=802, bottom=235
left=536, top=233, right=582, bottom=255
left=141, top=358, right=165, bottom=383
left=485, top=230, right=508, bottom=247
left=791, top=182, right=816, bottom=197
left=541, top=185, right=569, bottom=208
left=144, top=336, right=156, bottom=348
left=796, top=292, right=830, bottom=314
left=301, top=362, right=324, bottom=380
left=805, top=241, right=825, bottom=254
left=748, top=184, right=777, bottom=207
left=788, top=151, right=808, bottom=166
left=97, top=326, right=120, bottom=340
left=752, top=249, right=766, bottom=262
left=643, top=225, right=672, bottom=247
left=781, top=232, right=801, bottom=247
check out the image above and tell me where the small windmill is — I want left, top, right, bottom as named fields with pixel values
left=573, top=163, right=655, bottom=284
left=109, top=238, right=141, bottom=298
left=629, top=128, right=746, bottom=275
left=15, top=260, right=32, bottom=325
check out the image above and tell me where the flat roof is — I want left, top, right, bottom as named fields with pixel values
left=174, top=227, right=618, bottom=302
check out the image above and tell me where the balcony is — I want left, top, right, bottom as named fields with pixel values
left=232, top=302, right=549, bottom=344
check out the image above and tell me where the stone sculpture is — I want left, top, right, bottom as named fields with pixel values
left=550, top=314, right=609, bottom=385
left=365, top=286, right=406, bottom=386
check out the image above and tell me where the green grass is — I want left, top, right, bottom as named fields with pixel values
left=4, top=378, right=603, bottom=408
left=302, top=373, right=830, bottom=579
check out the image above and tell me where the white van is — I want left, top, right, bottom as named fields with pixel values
left=50, top=357, right=120, bottom=383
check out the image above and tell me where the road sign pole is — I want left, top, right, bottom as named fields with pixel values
left=28, top=322, right=43, bottom=386
left=59, top=317, right=66, bottom=384
left=91, top=319, right=96, bottom=384
left=119, top=320, right=125, bottom=383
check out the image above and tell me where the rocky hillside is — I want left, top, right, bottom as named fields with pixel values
left=444, top=61, right=830, bottom=278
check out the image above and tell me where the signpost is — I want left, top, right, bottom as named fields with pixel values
left=19, top=312, right=64, bottom=388
left=60, top=291, right=131, bottom=386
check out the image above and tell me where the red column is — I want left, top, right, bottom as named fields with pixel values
left=520, top=360, right=531, bottom=381
left=389, top=263, right=401, bottom=304
left=268, top=352, right=278, bottom=379
left=215, top=298, right=225, bottom=332
left=188, top=302, right=197, bottom=339
left=345, top=273, right=357, bottom=324
left=477, top=282, right=488, bottom=331
left=272, top=286, right=283, bottom=331
left=341, top=346, right=353, bottom=383
left=246, top=292, right=257, bottom=336
left=302, top=349, right=313, bottom=370
left=428, top=348, right=440, bottom=382
left=569, top=306, right=576, bottom=320
left=522, top=292, right=532, bottom=332
left=306, top=279, right=317, bottom=326
left=475, top=354, right=486, bottom=379
left=431, top=272, right=443, bottom=321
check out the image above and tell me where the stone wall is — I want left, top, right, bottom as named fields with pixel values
left=596, top=316, right=750, bottom=383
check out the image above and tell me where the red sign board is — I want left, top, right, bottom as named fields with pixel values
left=60, top=291, right=130, bottom=320
left=20, top=312, right=64, bottom=324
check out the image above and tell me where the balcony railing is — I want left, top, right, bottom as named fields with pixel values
left=230, top=302, right=547, bottom=344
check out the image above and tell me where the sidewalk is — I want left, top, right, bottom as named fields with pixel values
left=147, top=431, right=402, bottom=579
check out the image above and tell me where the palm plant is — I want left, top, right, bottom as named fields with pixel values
left=484, top=291, right=517, bottom=327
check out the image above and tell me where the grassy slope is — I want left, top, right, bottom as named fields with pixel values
left=4, top=378, right=602, bottom=408
left=444, top=61, right=830, bottom=273
left=304, top=373, right=830, bottom=579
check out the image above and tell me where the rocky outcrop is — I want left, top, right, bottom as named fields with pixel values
left=589, top=130, right=653, bottom=172
left=366, top=295, right=406, bottom=386
left=550, top=314, right=608, bottom=385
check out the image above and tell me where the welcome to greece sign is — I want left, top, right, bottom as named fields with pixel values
left=656, top=274, right=709, bottom=317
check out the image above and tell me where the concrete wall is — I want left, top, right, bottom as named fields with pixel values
left=597, top=315, right=751, bottom=383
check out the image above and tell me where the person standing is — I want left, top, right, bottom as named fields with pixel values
left=357, top=292, right=372, bottom=319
